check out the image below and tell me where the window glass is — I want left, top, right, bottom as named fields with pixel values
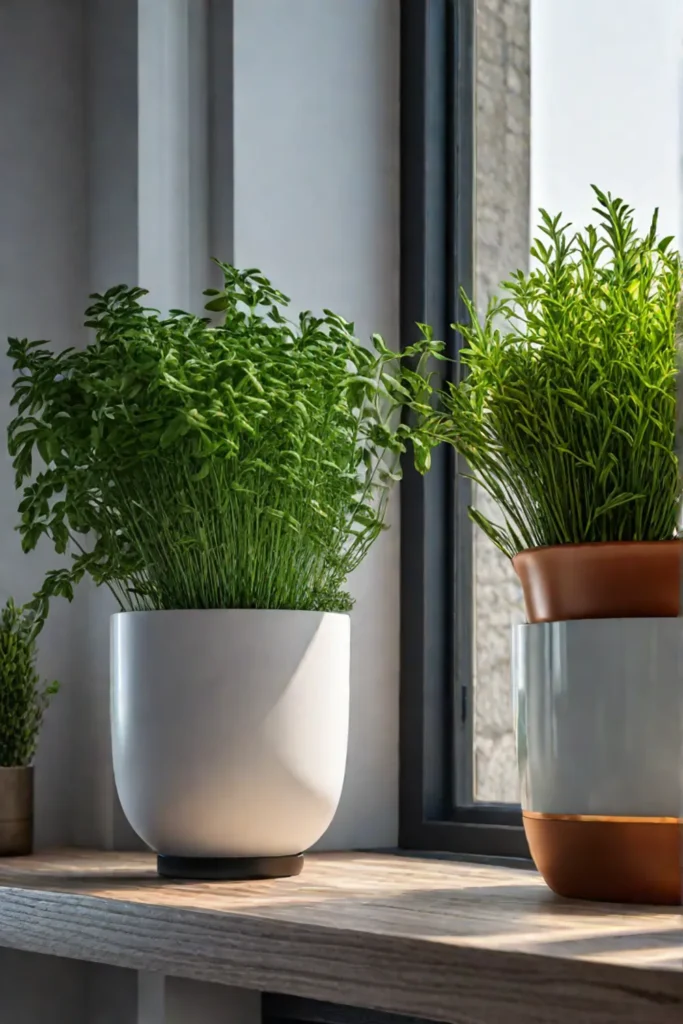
left=471, top=0, right=682, bottom=803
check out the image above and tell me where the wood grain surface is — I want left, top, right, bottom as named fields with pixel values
left=0, top=850, right=681, bottom=1024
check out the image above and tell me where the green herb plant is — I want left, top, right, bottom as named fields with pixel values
left=0, top=599, right=57, bottom=767
left=8, top=264, right=443, bottom=613
left=433, top=186, right=681, bottom=557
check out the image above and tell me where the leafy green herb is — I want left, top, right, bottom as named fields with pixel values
left=432, top=186, right=681, bottom=556
left=9, top=263, right=443, bottom=613
left=0, top=599, right=57, bottom=767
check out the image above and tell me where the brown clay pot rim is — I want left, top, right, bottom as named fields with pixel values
left=512, top=539, right=680, bottom=558
left=512, top=537, right=681, bottom=622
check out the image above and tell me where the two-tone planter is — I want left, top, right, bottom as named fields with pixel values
left=111, top=609, right=350, bottom=879
left=512, top=540, right=681, bottom=904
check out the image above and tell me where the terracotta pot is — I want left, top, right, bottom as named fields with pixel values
left=512, top=540, right=680, bottom=623
left=0, top=766, right=33, bottom=856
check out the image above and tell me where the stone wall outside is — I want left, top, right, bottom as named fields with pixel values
left=471, top=0, right=530, bottom=803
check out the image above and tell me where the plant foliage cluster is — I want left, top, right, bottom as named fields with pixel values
left=434, top=187, right=681, bottom=556
left=9, top=264, right=443, bottom=613
left=7, top=189, right=679, bottom=766
left=0, top=599, right=57, bottom=767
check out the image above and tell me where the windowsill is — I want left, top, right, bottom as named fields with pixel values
left=0, top=850, right=680, bottom=1024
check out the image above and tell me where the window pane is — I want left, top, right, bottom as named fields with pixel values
left=472, top=487, right=524, bottom=802
left=470, top=0, right=682, bottom=803
left=471, top=0, right=530, bottom=803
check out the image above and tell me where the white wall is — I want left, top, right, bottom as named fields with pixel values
left=0, top=0, right=402, bottom=860
left=531, top=0, right=683, bottom=240
left=0, top=0, right=402, bottom=1018
left=0, top=3, right=94, bottom=1018
left=0, top=0, right=87, bottom=850
left=233, top=0, right=401, bottom=848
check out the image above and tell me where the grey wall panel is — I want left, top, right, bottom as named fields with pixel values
left=232, top=0, right=401, bottom=849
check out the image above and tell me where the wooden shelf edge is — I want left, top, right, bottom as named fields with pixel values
left=0, top=850, right=681, bottom=1024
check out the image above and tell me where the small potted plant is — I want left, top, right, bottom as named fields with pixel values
left=8, top=264, right=441, bottom=879
left=431, top=187, right=682, bottom=903
left=439, top=187, right=680, bottom=621
left=0, top=599, right=58, bottom=856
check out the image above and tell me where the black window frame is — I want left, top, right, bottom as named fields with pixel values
left=398, top=0, right=530, bottom=861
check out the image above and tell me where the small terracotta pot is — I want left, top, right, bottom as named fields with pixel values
left=512, top=540, right=681, bottom=623
left=0, top=766, right=33, bottom=856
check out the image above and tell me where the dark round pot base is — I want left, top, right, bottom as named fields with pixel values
left=157, top=853, right=304, bottom=881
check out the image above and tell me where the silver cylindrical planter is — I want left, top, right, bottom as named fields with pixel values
left=0, top=766, right=33, bottom=856
left=111, top=610, right=350, bottom=879
left=513, top=618, right=682, bottom=903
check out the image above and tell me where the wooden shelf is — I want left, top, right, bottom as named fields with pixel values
left=0, top=850, right=680, bottom=1024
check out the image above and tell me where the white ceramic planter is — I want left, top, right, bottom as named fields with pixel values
left=513, top=618, right=682, bottom=903
left=111, top=610, right=350, bottom=878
